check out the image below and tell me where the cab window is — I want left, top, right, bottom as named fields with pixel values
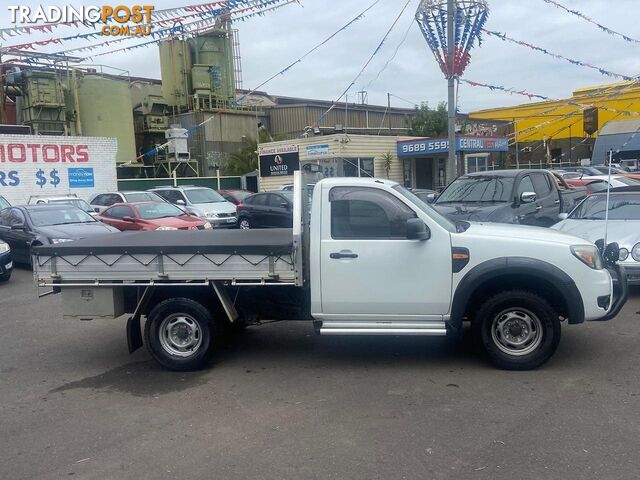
left=330, top=187, right=416, bottom=239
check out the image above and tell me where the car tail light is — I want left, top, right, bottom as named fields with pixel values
left=236, top=203, right=244, bottom=209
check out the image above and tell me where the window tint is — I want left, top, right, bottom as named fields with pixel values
left=268, top=194, right=288, bottom=207
left=518, top=176, right=535, bottom=196
left=0, top=208, right=10, bottom=226
left=92, top=194, right=108, bottom=206
left=330, top=187, right=416, bottom=239
left=103, top=194, right=123, bottom=206
left=251, top=194, right=268, bottom=206
left=0, top=196, right=9, bottom=210
left=105, top=206, right=134, bottom=219
left=531, top=174, right=553, bottom=196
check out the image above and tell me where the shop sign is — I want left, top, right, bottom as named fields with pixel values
left=259, top=145, right=300, bottom=177
left=398, top=136, right=509, bottom=156
left=306, top=144, right=330, bottom=159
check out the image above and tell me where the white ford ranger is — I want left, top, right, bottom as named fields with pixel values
left=33, top=171, right=627, bottom=371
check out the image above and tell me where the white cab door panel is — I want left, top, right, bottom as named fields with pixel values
left=319, top=185, right=452, bottom=317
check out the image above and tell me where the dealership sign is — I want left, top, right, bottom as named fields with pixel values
left=259, top=145, right=300, bottom=177
left=306, top=144, right=330, bottom=159
left=398, top=136, right=509, bottom=157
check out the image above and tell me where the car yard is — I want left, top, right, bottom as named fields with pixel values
left=1, top=266, right=640, bottom=479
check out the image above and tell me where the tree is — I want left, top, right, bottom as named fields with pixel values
left=223, top=136, right=258, bottom=176
left=409, top=102, right=448, bottom=137
left=381, top=152, right=393, bottom=178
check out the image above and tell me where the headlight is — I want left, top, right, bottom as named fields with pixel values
left=632, top=243, right=640, bottom=261
left=203, top=222, right=212, bottom=230
left=571, top=245, right=603, bottom=270
left=619, top=248, right=629, bottom=261
left=0, top=243, right=9, bottom=254
left=156, top=226, right=178, bottom=231
left=51, top=238, right=73, bottom=244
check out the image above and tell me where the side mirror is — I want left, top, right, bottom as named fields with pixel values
left=406, top=218, right=430, bottom=241
left=94, top=207, right=100, bottom=213
left=520, top=192, right=537, bottom=204
left=558, top=212, right=568, bottom=220
left=176, top=199, right=186, bottom=206
left=10, top=223, right=25, bottom=230
left=122, top=216, right=135, bottom=223
left=425, top=193, right=437, bottom=203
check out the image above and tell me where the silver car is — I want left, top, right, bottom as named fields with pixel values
left=150, top=186, right=237, bottom=228
left=552, top=188, right=640, bottom=284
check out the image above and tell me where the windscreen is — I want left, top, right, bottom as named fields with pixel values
left=185, top=189, right=226, bottom=204
left=436, top=176, right=514, bottom=203
left=124, top=192, right=165, bottom=203
left=136, top=203, right=186, bottom=220
left=570, top=194, right=640, bottom=220
left=29, top=207, right=96, bottom=226
left=49, top=199, right=93, bottom=212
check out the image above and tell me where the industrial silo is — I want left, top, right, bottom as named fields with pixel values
left=159, top=38, right=192, bottom=110
left=75, top=74, right=137, bottom=164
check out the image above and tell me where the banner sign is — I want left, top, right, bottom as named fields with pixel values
left=397, top=136, right=509, bottom=157
left=306, top=144, right=330, bottom=159
left=259, top=145, right=299, bottom=177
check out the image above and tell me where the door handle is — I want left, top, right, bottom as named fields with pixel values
left=535, top=205, right=542, bottom=211
left=330, top=251, right=358, bottom=259
left=554, top=199, right=560, bottom=205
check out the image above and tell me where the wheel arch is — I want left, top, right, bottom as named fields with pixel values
left=450, top=257, right=585, bottom=328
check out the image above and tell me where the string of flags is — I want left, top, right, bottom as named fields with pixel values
left=482, top=29, right=634, bottom=82
left=0, top=1, right=249, bottom=40
left=541, top=0, right=640, bottom=45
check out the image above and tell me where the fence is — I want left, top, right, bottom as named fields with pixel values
left=117, top=176, right=243, bottom=192
left=487, top=161, right=580, bottom=171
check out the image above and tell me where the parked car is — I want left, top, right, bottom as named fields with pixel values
left=218, top=189, right=253, bottom=205
left=579, top=175, right=640, bottom=189
left=615, top=159, right=638, bottom=172
left=0, top=195, right=10, bottom=210
left=552, top=187, right=640, bottom=284
left=553, top=170, right=582, bottom=179
left=28, top=195, right=96, bottom=216
left=557, top=166, right=604, bottom=177
left=89, top=191, right=168, bottom=213
left=564, top=178, right=610, bottom=195
left=0, top=205, right=119, bottom=265
left=409, top=188, right=438, bottom=203
left=237, top=191, right=294, bottom=229
left=97, top=202, right=212, bottom=231
left=0, top=240, right=12, bottom=282
left=150, top=186, right=237, bottom=228
left=592, top=165, right=629, bottom=175
left=432, top=170, right=586, bottom=227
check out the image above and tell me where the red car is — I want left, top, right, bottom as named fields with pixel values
left=97, top=202, right=212, bottom=231
left=564, top=178, right=610, bottom=195
left=218, top=189, right=253, bottom=206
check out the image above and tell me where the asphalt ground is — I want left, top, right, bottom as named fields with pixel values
left=1, top=266, right=639, bottom=480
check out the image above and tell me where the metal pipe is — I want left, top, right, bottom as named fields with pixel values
left=447, top=0, right=457, bottom=183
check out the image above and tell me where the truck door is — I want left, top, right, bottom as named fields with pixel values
left=319, top=186, right=452, bottom=317
left=531, top=173, right=560, bottom=226
left=515, top=175, right=539, bottom=226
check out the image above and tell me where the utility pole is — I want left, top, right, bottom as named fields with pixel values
left=446, top=0, right=457, bottom=183
left=387, top=92, right=392, bottom=133
left=0, top=52, right=6, bottom=125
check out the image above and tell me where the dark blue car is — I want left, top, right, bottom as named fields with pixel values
left=0, top=240, right=12, bottom=282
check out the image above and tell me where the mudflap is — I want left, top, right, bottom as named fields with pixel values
left=127, top=316, right=143, bottom=353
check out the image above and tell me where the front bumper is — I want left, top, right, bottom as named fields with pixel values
left=620, top=263, right=640, bottom=285
left=0, top=251, right=13, bottom=277
left=206, top=216, right=238, bottom=228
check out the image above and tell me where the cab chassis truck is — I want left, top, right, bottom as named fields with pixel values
left=33, top=172, right=628, bottom=371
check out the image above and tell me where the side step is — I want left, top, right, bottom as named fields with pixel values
left=319, top=321, right=447, bottom=336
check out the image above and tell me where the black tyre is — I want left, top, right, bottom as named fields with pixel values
left=144, top=298, right=215, bottom=371
left=0, top=272, right=10, bottom=283
left=472, top=290, right=561, bottom=370
left=238, top=217, right=251, bottom=230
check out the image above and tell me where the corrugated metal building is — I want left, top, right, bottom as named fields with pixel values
left=591, top=119, right=640, bottom=165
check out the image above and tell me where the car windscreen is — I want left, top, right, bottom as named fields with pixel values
left=49, top=199, right=93, bottom=212
left=232, top=191, right=252, bottom=201
left=0, top=197, right=9, bottom=209
left=570, top=194, right=640, bottom=220
left=29, top=207, right=96, bottom=226
left=136, top=203, right=186, bottom=220
left=185, top=189, right=226, bottom=204
left=436, top=176, right=514, bottom=203
left=393, top=185, right=456, bottom=232
left=124, top=192, right=164, bottom=203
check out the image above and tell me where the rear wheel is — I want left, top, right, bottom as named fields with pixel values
left=238, top=217, right=251, bottom=230
left=144, top=298, right=215, bottom=371
left=0, top=272, right=10, bottom=282
left=472, top=290, right=561, bottom=370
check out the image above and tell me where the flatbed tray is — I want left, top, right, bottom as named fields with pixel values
left=34, top=228, right=294, bottom=257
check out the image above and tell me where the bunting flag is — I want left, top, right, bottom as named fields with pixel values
left=542, top=0, right=640, bottom=44
left=483, top=29, right=634, bottom=82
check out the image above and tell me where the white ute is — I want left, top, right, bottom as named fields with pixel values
left=33, top=171, right=627, bottom=371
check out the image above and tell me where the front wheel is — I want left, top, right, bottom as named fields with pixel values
left=473, top=290, right=561, bottom=370
left=144, top=298, right=216, bottom=371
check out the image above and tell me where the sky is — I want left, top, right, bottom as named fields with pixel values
left=2, top=0, right=640, bottom=112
